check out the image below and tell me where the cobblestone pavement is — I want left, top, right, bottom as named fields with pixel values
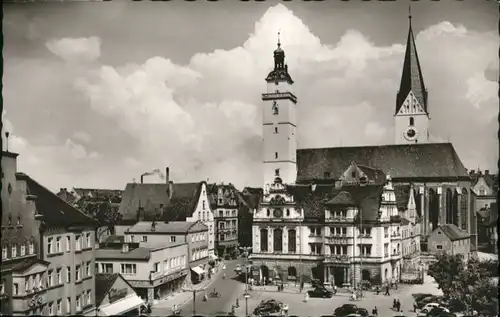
left=233, top=274, right=443, bottom=317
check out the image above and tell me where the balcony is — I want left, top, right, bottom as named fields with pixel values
left=325, top=216, right=353, bottom=223
left=326, top=235, right=351, bottom=244
left=262, top=92, right=297, bottom=103
left=324, top=254, right=350, bottom=263
left=308, top=235, right=323, bottom=243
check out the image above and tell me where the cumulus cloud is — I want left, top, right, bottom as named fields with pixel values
left=3, top=4, right=498, bottom=191
left=46, top=36, right=101, bottom=63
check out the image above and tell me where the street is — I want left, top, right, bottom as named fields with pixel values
left=179, top=258, right=246, bottom=316
left=232, top=274, right=443, bottom=317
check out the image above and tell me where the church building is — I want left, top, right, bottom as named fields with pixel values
left=250, top=14, right=474, bottom=287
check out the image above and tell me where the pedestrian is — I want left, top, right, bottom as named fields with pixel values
left=385, top=284, right=390, bottom=296
left=375, top=285, right=380, bottom=295
left=413, top=302, right=417, bottom=312
left=333, top=284, right=337, bottom=295
left=372, top=306, right=378, bottom=316
left=303, top=292, right=309, bottom=303
left=396, top=299, right=401, bottom=312
left=393, top=298, right=397, bottom=310
left=300, top=280, right=304, bottom=292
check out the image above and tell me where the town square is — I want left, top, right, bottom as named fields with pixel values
left=1, top=0, right=498, bottom=316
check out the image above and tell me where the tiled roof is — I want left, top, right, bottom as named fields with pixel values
left=118, top=182, right=204, bottom=222
left=126, top=221, right=206, bottom=234
left=96, top=247, right=151, bottom=261
left=394, top=185, right=411, bottom=211
left=297, top=143, right=468, bottom=181
left=401, top=217, right=410, bottom=226
left=289, top=184, right=384, bottom=223
left=74, top=188, right=123, bottom=198
left=95, top=273, right=120, bottom=306
left=207, top=183, right=238, bottom=208
left=241, top=187, right=263, bottom=210
left=356, top=165, right=386, bottom=185
left=17, top=173, right=96, bottom=227
left=396, top=22, right=427, bottom=114
left=438, top=224, right=470, bottom=241
left=325, top=191, right=355, bottom=206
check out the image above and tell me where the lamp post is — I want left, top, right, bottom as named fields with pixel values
left=299, top=209, right=303, bottom=292
left=240, top=246, right=252, bottom=317
left=181, top=283, right=207, bottom=316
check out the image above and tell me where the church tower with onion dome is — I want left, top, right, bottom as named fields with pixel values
left=394, top=9, right=430, bottom=144
left=261, top=33, right=298, bottom=186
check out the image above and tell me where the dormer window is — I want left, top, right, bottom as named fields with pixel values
left=351, top=171, right=356, bottom=178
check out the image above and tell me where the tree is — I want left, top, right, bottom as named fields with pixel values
left=428, top=253, right=498, bottom=316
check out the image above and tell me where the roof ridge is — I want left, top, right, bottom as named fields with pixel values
left=298, top=142, right=453, bottom=151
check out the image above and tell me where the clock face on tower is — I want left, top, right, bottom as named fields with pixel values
left=404, top=126, right=419, bottom=141
left=273, top=209, right=283, bottom=217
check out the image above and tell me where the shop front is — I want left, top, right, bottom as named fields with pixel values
left=190, top=266, right=205, bottom=284
left=96, top=274, right=146, bottom=316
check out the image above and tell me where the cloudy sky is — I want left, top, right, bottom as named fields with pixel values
left=3, top=0, right=498, bottom=192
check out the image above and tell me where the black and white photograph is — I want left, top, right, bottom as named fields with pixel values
left=1, top=0, right=498, bottom=316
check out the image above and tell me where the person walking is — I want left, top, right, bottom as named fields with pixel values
left=385, top=284, right=390, bottom=296
left=303, top=292, right=309, bottom=303
left=372, top=306, right=378, bottom=316
left=396, top=299, right=401, bottom=312
left=333, top=284, right=337, bottom=295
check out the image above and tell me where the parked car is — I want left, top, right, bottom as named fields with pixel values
left=308, top=288, right=334, bottom=298
left=334, top=304, right=358, bottom=317
left=422, top=303, right=445, bottom=313
left=425, top=307, right=453, bottom=317
left=355, top=308, right=369, bottom=316
left=253, top=299, right=283, bottom=316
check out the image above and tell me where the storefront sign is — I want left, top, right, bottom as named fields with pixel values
left=108, top=288, right=128, bottom=303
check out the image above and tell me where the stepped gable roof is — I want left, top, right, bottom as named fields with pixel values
left=207, top=183, right=238, bottom=208
left=95, top=273, right=120, bottom=306
left=297, top=143, right=468, bottom=182
left=394, top=185, right=411, bottom=211
left=118, top=182, right=204, bottom=222
left=438, top=224, right=470, bottom=241
left=16, top=173, right=97, bottom=227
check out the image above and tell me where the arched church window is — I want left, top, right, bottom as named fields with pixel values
left=260, top=229, right=268, bottom=252
left=274, top=127, right=278, bottom=134
left=266, top=209, right=270, bottom=217
left=409, top=117, right=414, bottom=126
left=286, top=209, right=290, bottom=216
left=274, top=228, right=283, bottom=252
left=275, top=152, right=278, bottom=159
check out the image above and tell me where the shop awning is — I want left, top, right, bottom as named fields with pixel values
left=99, top=294, right=145, bottom=316
left=191, top=266, right=205, bottom=275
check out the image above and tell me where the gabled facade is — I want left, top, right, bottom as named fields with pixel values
left=95, top=273, right=145, bottom=316
left=428, top=224, right=471, bottom=256
left=208, top=183, right=240, bottom=258
left=116, top=170, right=215, bottom=256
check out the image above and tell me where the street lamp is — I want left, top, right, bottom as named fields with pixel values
left=240, top=246, right=252, bottom=317
left=181, top=283, right=207, bottom=316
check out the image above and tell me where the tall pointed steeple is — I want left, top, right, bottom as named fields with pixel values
left=395, top=6, right=428, bottom=115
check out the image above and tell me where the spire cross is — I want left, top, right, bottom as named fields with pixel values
left=408, top=5, right=412, bottom=26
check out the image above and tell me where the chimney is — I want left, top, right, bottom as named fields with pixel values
left=485, top=170, right=490, bottom=176
left=60, top=188, right=64, bottom=192
left=166, top=167, right=170, bottom=185
left=166, top=167, right=173, bottom=199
